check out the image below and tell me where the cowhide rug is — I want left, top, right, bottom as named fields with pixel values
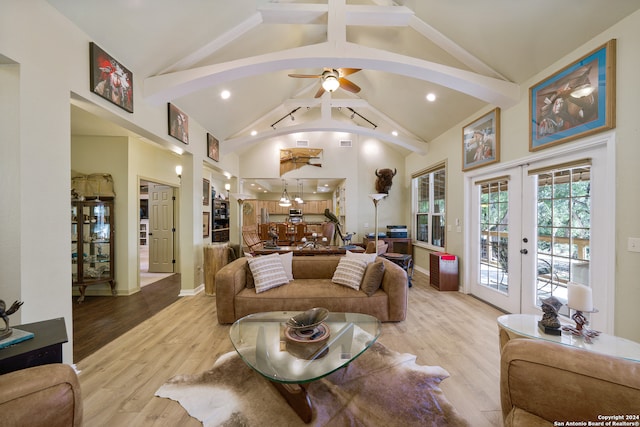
left=155, top=342, right=470, bottom=426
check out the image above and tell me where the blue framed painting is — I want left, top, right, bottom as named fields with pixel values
left=530, top=39, right=616, bottom=151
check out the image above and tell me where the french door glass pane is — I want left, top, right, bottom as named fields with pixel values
left=479, top=179, right=509, bottom=293
left=535, top=166, right=591, bottom=308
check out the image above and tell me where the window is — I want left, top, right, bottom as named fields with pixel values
left=413, top=164, right=445, bottom=249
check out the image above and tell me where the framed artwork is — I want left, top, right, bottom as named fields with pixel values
left=203, top=179, right=210, bottom=206
left=530, top=39, right=616, bottom=151
left=462, top=108, right=500, bottom=171
left=168, top=103, right=189, bottom=144
left=89, top=42, right=133, bottom=113
left=203, top=212, right=210, bottom=238
left=207, top=133, right=219, bottom=162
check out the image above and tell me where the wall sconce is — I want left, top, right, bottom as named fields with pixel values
left=224, top=183, right=231, bottom=198
left=175, top=165, right=182, bottom=179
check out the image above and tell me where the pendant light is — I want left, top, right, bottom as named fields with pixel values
left=279, top=180, right=292, bottom=207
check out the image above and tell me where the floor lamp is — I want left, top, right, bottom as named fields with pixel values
left=231, top=193, right=251, bottom=257
left=369, top=193, right=388, bottom=250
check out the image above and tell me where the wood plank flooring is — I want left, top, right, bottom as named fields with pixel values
left=72, top=274, right=181, bottom=362
left=75, top=270, right=506, bottom=426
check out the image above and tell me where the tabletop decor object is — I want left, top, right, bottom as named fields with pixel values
left=0, top=299, right=24, bottom=340
left=538, top=296, right=563, bottom=335
left=562, top=283, right=600, bottom=343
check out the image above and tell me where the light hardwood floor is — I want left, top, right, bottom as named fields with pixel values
left=76, top=270, right=506, bottom=426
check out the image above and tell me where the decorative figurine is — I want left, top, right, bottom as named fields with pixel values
left=341, top=232, right=355, bottom=246
left=538, top=296, right=563, bottom=335
left=266, top=227, right=279, bottom=248
left=0, top=299, right=24, bottom=340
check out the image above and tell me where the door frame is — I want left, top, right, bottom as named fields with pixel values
left=463, top=132, right=616, bottom=333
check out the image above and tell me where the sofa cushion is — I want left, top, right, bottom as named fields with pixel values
left=248, top=253, right=290, bottom=293
left=332, top=257, right=368, bottom=290
left=245, top=262, right=255, bottom=289
left=279, top=251, right=293, bottom=280
left=346, top=250, right=377, bottom=265
left=360, top=260, right=386, bottom=296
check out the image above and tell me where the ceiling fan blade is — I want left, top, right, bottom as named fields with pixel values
left=339, top=77, right=361, bottom=94
left=288, top=73, right=322, bottom=79
left=314, top=85, right=326, bottom=98
left=338, top=68, right=361, bottom=77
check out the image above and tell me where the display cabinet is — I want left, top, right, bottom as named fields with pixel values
left=71, top=199, right=116, bottom=302
left=212, top=198, right=230, bottom=242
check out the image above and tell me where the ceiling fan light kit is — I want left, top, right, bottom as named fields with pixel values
left=289, top=68, right=361, bottom=98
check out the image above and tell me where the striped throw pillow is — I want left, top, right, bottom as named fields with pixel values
left=332, top=257, right=368, bottom=290
left=248, top=253, right=290, bottom=294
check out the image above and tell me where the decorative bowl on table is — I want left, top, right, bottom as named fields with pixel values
left=286, top=307, right=329, bottom=331
left=285, top=308, right=331, bottom=359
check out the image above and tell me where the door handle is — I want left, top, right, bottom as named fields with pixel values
left=148, top=232, right=153, bottom=236
left=520, top=249, right=528, bottom=254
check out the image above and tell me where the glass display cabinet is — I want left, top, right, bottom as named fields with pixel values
left=71, top=199, right=115, bottom=302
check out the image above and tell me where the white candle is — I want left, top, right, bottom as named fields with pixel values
left=567, top=282, right=593, bottom=312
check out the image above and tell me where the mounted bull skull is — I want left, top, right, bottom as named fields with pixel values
left=375, top=168, right=397, bottom=194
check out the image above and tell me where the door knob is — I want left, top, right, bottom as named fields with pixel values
left=522, top=238, right=528, bottom=243
left=520, top=249, right=528, bottom=254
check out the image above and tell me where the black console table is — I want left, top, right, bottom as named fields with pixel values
left=0, top=317, right=68, bottom=375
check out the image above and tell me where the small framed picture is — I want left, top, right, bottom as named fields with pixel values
left=462, top=108, right=500, bottom=171
left=89, top=42, right=133, bottom=113
left=203, top=212, right=210, bottom=238
left=203, top=179, right=210, bottom=206
left=530, top=39, right=616, bottom=151
left=168, top=103, right=189, bottom=144
left=207, top=133, right=219, bottom=162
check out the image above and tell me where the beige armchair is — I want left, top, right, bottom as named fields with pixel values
left=500, top=338, right=640, bottom=426
left=0, top=363, right=83, bottom=427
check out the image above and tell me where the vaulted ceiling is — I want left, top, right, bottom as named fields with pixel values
left=52, top=0, right=640, bottom=156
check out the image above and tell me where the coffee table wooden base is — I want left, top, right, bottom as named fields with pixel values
left=271, top=382, right=312, bottom=423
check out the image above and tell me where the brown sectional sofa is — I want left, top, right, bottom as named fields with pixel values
left=215, top=255, right=408, bottom=324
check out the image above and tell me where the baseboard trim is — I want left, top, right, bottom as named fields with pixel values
left=178, top=284, right=204, bottom=297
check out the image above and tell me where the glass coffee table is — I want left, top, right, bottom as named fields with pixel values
left=230, top=311, right=381, bottom=423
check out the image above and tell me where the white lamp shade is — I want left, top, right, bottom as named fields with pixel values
left=322, top=75, right=340, bottom=92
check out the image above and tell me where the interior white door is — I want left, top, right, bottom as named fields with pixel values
left=148, top=184, right=175, bottom=273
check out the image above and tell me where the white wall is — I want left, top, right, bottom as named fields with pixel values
left=406, top=10, right=640, bottom=341
left=238, top=132, right=407, bottom=239
left=0, top=1, right=239, bottom=362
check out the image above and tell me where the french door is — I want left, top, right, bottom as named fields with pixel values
left=467, top=140, right=614, bottom=332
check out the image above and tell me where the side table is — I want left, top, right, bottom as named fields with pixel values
left=497, top=314, right=640, bottom=363
left=0, top=318, right=68, bottom=375
left=380, top=253, right=413, bottom=287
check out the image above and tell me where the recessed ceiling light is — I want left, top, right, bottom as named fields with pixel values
left=391, top=130, right=398, bottom=136
left=426, top=93, right=436, bottom=102
left=251, top=130, right=257, bottom=136
left=220, top=90, right=231, bottom=99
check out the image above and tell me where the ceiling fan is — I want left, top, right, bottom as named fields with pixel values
left=288, top=68, right=362, bottom=98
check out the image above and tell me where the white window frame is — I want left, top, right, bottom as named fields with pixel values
left=412, top=163, right=446, bottom=251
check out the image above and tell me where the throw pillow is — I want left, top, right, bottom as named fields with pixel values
left=279, top=251, right=293, bottom=281
left=346, top=250, right=377, bottom=265
left=360, top=260, right=385, bottom=296
left=245, top=262, right=255, bottom=289
left=332, top=257, right=368, bottom=290
left=248, top=253, right=290, bottom=293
